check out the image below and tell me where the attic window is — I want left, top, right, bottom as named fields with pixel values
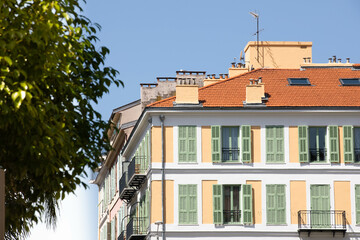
left=288, top=78, right=311, bottom=86
left=340, top=78, right=360, bottom=86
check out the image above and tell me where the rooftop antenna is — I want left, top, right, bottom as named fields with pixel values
left=249, top=11, right=260, bottom=64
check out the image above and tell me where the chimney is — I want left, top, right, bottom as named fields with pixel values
left=175, top=78, right=199, bottom=105
left=245, top=77, right=265, bottom=104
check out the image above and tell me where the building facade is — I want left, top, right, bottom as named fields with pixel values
left=118, top=63, right=360, bottom=240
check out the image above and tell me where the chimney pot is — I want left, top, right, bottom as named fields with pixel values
left=231, top=62, right=236, bottom=68
left=258, top=77, right=262, bottom=83
left=219, top=74, right=223, bottom=79
left=333, top=55, right=337, bottom=63
left=224, top=74, right=229, bottom=79
left=303, top=57, right=307, bottom=63
left=346, top=58, right=350, bottom=63
left=212, top=74, right=216, bottom=79
left=328, top=58, right=332, bottom=63
left=237, top=63, right=242, bottom=68
left=338, top=58, right=342, bottom=63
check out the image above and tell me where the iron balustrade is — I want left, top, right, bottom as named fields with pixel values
left=355, top=148, right=360, bottom=162
left=298, top=210, right=346, bottom=230
left=119, top=172, right=128, bottom=195
left=126, top=217, right=147, bottom=240
left=128, top=157, right=148, bottom=188
left=223, top=210, right=241, bottom=224
left=309, top=148, right=326, bottom=162
left=118, top=231, right=126, bottom=240
left=222, top=148, right=240, bottom=162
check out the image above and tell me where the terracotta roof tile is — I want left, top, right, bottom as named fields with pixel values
left=148, top=68, right=360, bottom=108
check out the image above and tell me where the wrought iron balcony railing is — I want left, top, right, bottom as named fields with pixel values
left=119, top=172, right=135, bottom=201
left=222, top=148, right=240, bottom=162
left=309, top=148, right=327, bottom=162
left=128, top=157, right=147, bottom=188
left=126, top=217, right=147, bottom=240
left=298, top=210, right=346, bottom=236
left=355, top=148, right=360, bottom=162
left=223, top=210, right=241, bottom=224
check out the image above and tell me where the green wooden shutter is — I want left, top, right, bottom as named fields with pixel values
left=298, top=126, right=309, bottom=163
left=188, top=185, right=197, bottom=224
left=241, top=125, right=252, bottom=163
left=213, top=184, right=223, bottom=224
left=343, top=125, right=354, bottom=163
left=266, top=185, right=276, bottom=224
left=188, top=127, right=197, bottom=162
left=211, top=126, right=221, bottom=163
left=355, top=185, right=360, bottom=224
left=275, top=127, right=284, bottom=162
left=276, top=185, right=286, bottom=224
left=329, top=125, right=339, bottom=163
left=266, top=127, right=275, bottom=162
left=243, top=184, right=253, bottom=225
left=179, top=185, right=188, bottom=224
left=178, top=126, right=187, bottom=162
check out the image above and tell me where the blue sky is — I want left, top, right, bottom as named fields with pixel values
left=27, top=0, right=360, bottom=239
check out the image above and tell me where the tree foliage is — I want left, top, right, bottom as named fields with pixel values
left=0, top=0, right=122, bottom=238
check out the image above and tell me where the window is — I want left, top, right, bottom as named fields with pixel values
left=266, top=126, right=284, bottom=163
left=340, top=78, right=360, bottom=86
left=134, top=131, right=150, bottom=172
left=213, top=184, right=253, bottom=225
left=111, top=218, right=115, bottom=240
left=310, top=185, right=330, bottom=228
left=211, top=125, right=251, bottom=163
left=139, top=190, right=150, bottom=231
left=355, top=185, right=360, bottom=224
left=178, top=126, right=197, bottom=163
left=343, top=126, right=360, bottom=163
left=288, top=78, right=311, bottom=86
left=266, top=185, right=286, bottom=224
left=179, top=185, right=197, bottom=224
left=298, top=126, right=339, bottom=163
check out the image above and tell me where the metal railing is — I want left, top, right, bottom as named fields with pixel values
left=298, top=210, right=346, bottom=230
left=128, top=156, right=147, bottom=182
left=222, top=148, right=240, bottom=162
left=309, top=148, right=327, bottom=162
left=355, top=148, right=360, bottom=162
left=126, top=217, right=148, bottom=239
left=223, top=210, right=241, bottom=223
left=117, top=231, right=126, bottom=240
left=119, top=172, right=128, bottom=195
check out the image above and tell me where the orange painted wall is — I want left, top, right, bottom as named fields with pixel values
left=202, top=180, right=218, bottom=224
left=290, top=180, right=306, bottom=224
left=251, top=126, right=261, bottom=163
left=151, top=180, right=174, bottom=224
left=334, top=181, right=351, bottom=224
left=202, top=126, right=211, bottom=163
left=246, top=180, right=262, bottom=224
left=151, top=126, right=173, bottom=163
left=289, top=126, right=299, bottom=163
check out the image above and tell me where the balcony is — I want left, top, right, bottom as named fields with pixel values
left=126, top=217, right=147, bottom=240
left=222, top=148, right=240, bottom=162
left=223, top=210, right=241, bottom=224
left=355, top=148, right=360, bottom=162
left=309, top=148, right=326, bottom=162
left=119, top=172, right=136, bottom=201
left=128, top=157, right=147, bottom=189
left=298, top=210, right=346, bottom=237
left=118, top=231, right=126, bottom=240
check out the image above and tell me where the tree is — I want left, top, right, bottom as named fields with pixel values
left=0, top=0, right=122, bottom=238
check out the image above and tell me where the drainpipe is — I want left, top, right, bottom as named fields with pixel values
left=159, top=115, right=165, bottom=240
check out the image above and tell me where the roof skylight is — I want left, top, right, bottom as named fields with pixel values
left=288, top=78, right=311, bottom=86
left=340, top=78, right=360, bottom=86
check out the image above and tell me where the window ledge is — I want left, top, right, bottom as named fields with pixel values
left=178, top=224, right=199, bottom=226
left=266, top=162, right=286, bottom=164
left=266, top=223, right=288, bottom=226
left=178, top=162, right=198, bottom=165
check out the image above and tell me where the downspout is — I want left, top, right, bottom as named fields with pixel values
left=159, top=115, right=165, bottom=240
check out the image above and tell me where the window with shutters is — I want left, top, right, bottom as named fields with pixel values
left=355, top=185, right=360, bottom=224
left=178, top=184, right=197, bottom=224
left=266, top=185, right=286, bottom=224
left=178, top=126, right=197, bottom=163
left=266, top=126, right=284, bottom=163
left=211, top=125, right=251, bottom=163
left=213, top=184, right=253, bottom=225
left=309, top=127, right=327, bottom=162
left=344, top=126, right=360, bottom=163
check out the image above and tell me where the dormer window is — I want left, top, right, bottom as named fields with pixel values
left=340, top=78, right=360, bottom=86
left=288, top=78, right=311, bottom=86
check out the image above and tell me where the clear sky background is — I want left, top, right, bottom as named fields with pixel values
left=27, top=0, right=360, bottom=239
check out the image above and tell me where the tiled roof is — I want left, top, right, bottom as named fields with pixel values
left=148, top=68, right=360, bottom=108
